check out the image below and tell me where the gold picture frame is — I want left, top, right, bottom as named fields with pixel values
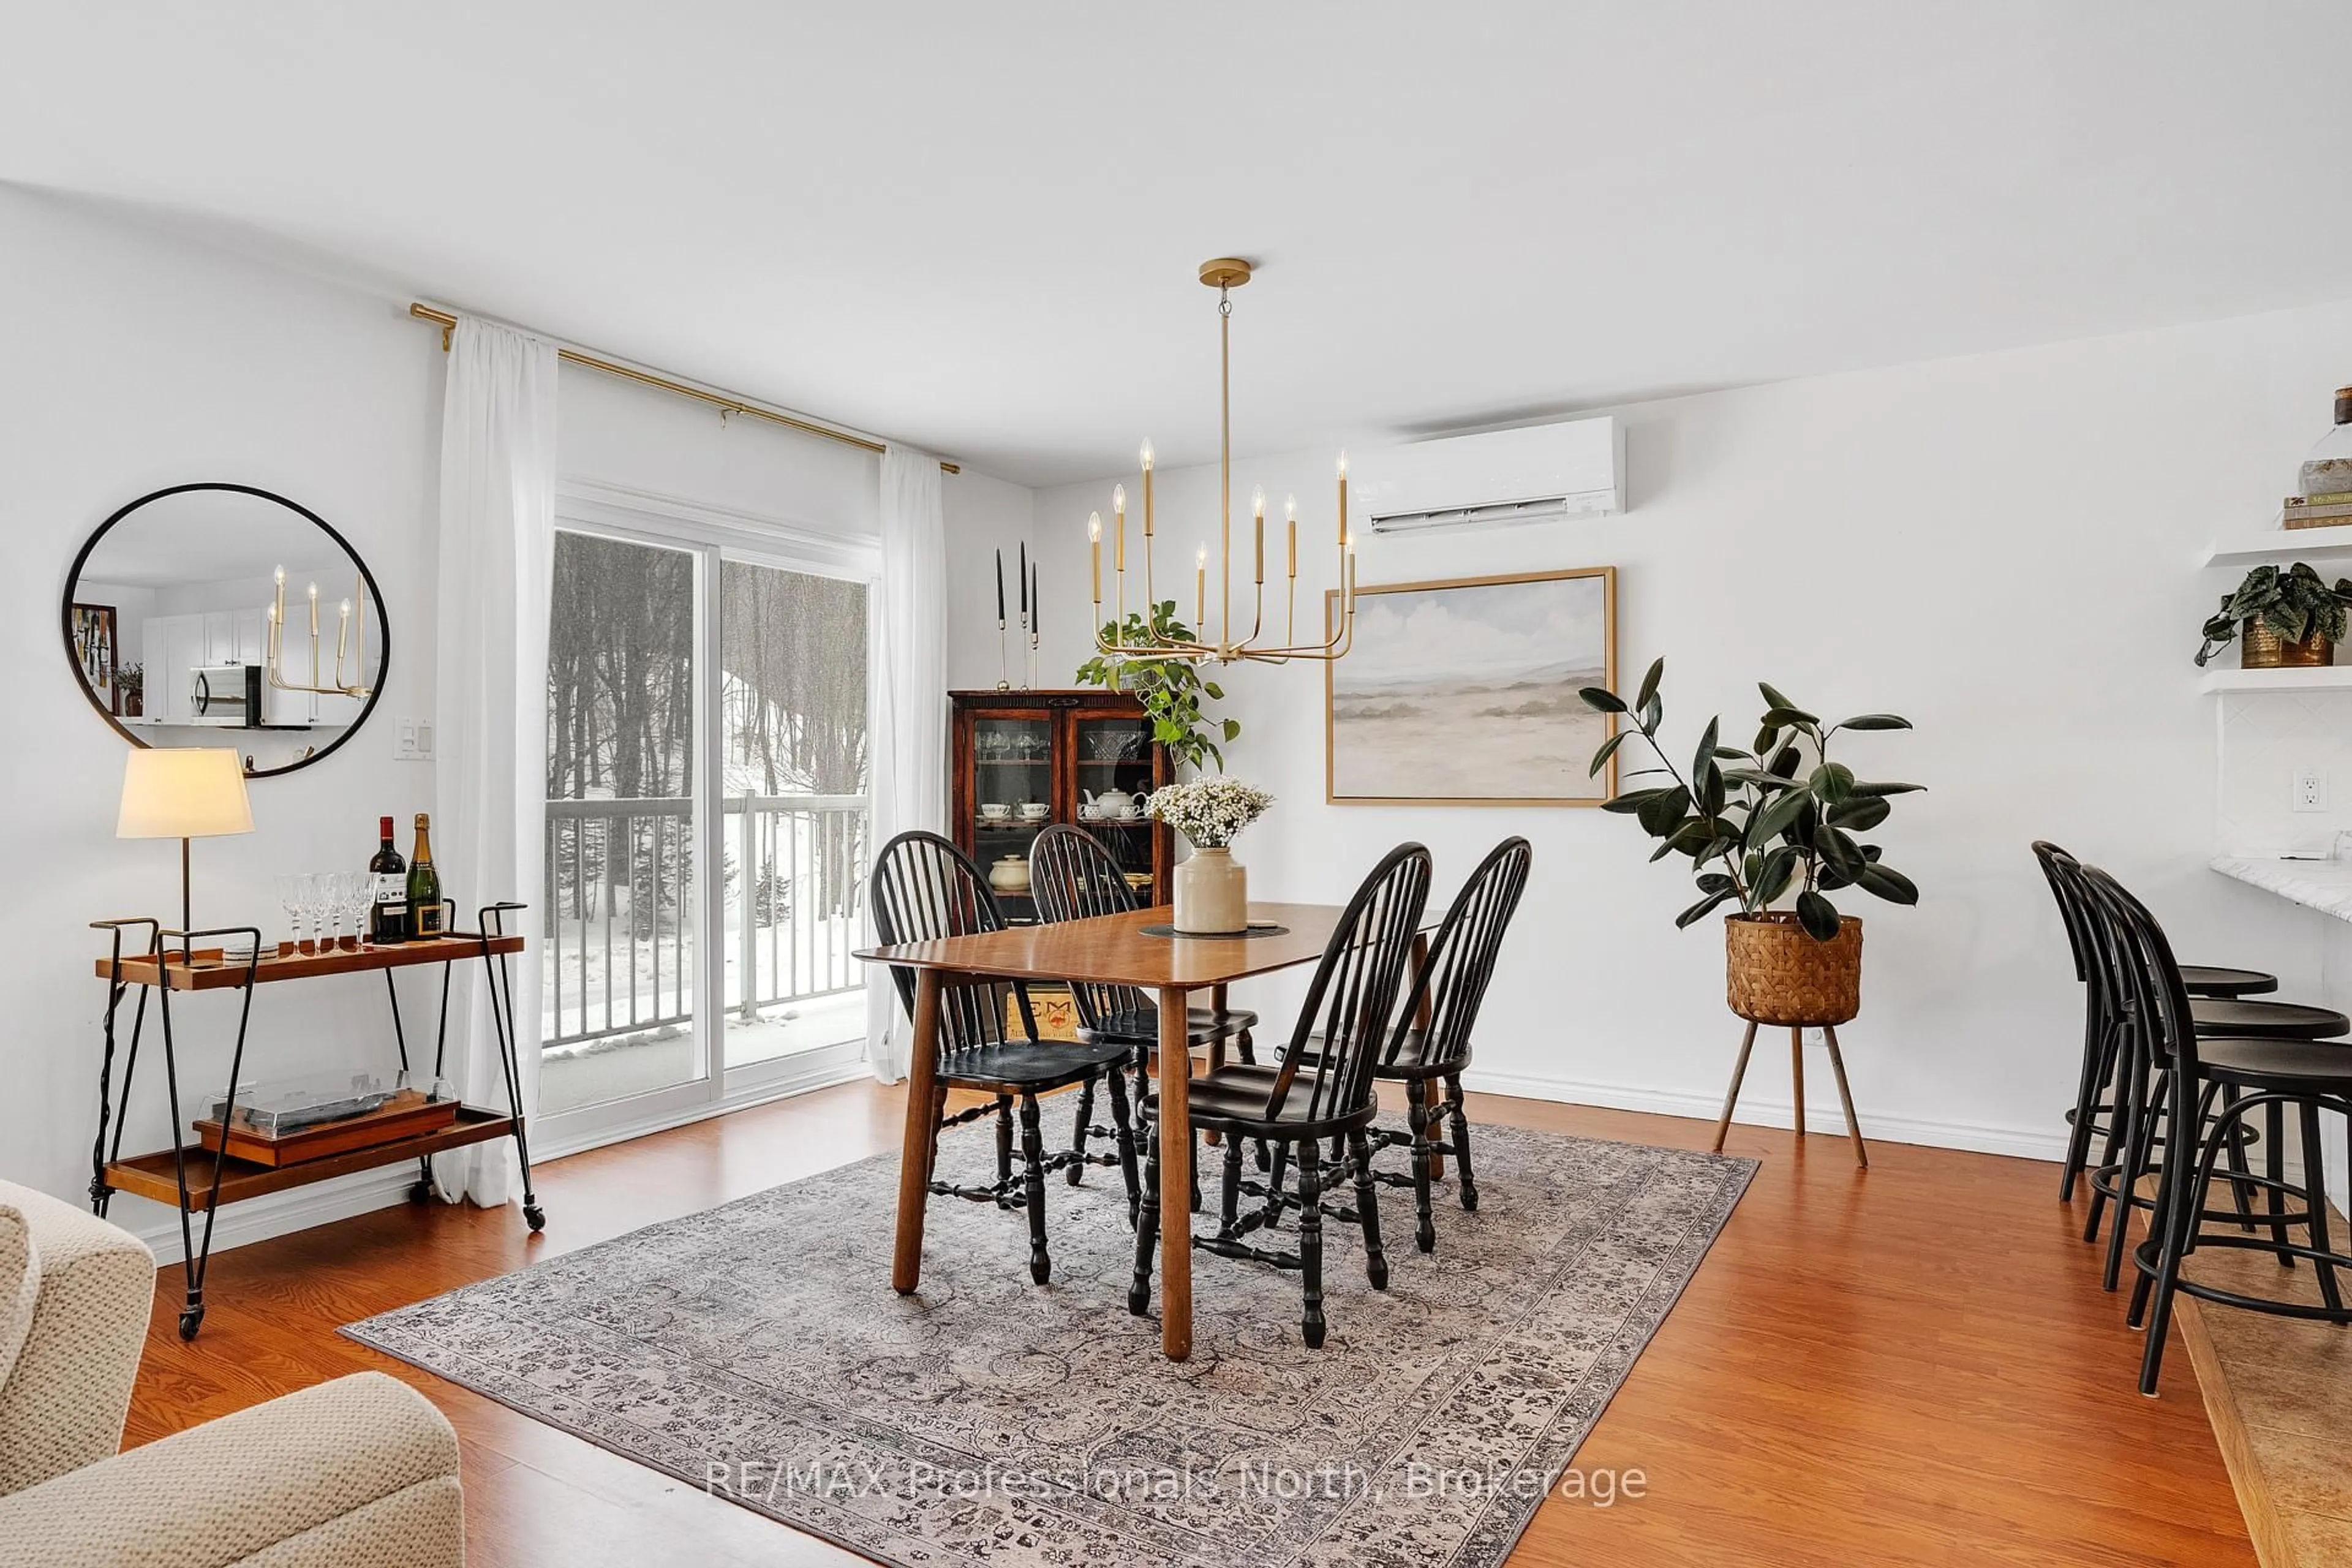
left=1325, top=565, right=1618, bottom=807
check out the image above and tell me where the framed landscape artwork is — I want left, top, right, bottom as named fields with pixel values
left=1325, top=566, right=1617, bottom=807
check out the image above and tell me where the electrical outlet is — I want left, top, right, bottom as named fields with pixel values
left=2296, top=766, right=2328, bottom=813
left=393, top=719, right=435, bottom=762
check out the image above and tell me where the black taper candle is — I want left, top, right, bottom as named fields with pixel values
left=995, top=548, right=1005, bottom=622
left=1019, top=540, right=1028, bottom=619
left=1031, top=561, right=1039, bottom=635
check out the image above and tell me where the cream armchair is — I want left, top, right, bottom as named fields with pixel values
left=0, top=1179, right=464, bottom=1567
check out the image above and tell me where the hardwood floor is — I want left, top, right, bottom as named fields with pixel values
left=122, top=1084, right=2256, bottom=1566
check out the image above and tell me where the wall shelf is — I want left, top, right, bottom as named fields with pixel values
left=2197, top=665, right=2352, bottom=694
left=2203, top=524, right=2352, bottom=569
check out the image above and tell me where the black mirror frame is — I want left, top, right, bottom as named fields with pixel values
left=61, top=481, right=393, bottom=780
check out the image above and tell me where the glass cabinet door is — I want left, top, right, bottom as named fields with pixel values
left=1073, top=712, right=1157, bottom=900
left=971, top=712, right=1054, bottom=918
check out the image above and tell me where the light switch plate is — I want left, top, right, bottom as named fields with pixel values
left=393, top=718, right=435, bottom=762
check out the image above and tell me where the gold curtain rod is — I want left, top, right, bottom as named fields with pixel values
left=408, top=304, right=958, bottom=474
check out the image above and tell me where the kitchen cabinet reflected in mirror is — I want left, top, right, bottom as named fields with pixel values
left=62, top=483, right=389, bottom=777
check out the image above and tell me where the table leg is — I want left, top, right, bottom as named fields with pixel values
left=892, top=970, right=944, bottom=1295
left=1158, top=984, right=1194, bottom=1360
left=1201, top=982, right=1226, bottom=1147
left=1408, top=932, right=1444, bottom=1182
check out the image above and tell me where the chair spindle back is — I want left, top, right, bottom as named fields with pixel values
left=1390, top=836, right=1533, bottom=1072
left=1027, top=825, right=1149, bottom=1030
left=1261, top=843, right=1434, bottom=1124
left=869, top=831, right=1036, bottom=1054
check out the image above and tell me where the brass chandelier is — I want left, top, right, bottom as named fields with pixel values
left=265, top=565, right=374, bottom=699
left=1088, top=258, right=1357, bottom=665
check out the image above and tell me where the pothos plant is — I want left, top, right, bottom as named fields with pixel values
left=1580, top=659, right=1923, bottom=941
left=1074, top=600, right=1242, bottom=773
left=2195, top=562, right=2352, bottom=666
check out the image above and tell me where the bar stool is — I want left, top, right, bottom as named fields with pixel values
left=2052, top=858, right=2349, bottom=1292
left=2032, top=842, right=2278, bottom=1204
left=2077, top=867, right=2352, bottom=1395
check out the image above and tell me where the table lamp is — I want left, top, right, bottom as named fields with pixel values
left=117, top=748, right=254, bottom=935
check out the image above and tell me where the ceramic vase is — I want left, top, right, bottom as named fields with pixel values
left=1174, top=846, right=1247, bottom=934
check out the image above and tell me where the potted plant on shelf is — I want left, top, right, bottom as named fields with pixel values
left=115, top=662, right=143, bottom=719
left=1580, top=660, right=1921, bottom=1026
left=2196, top=562, right=2352, bottom=669
left=1075, top=601, right=1241, bottom=773
left=1145, top=777, right=1273, bottom=933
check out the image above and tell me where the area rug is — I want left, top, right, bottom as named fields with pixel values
left=347, top=1122, right=1755, bottom=1568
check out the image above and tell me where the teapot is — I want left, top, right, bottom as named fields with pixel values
left=1084, top=786, right=1140, bottom=821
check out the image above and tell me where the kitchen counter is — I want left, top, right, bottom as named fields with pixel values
left=2210, top=854, right=2352, bottom=922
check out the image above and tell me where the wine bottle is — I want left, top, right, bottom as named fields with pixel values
left=368, top=816, right=410, bottom=944
left=408, top=813, right=445, bottom=940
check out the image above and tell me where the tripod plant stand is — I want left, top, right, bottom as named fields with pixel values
left=1712, top=912, right=1871, bottom=1169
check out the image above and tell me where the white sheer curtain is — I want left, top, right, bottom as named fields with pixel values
left=430, top=317, right=559, bottom=1205
left=865, top=445, right=948, bottom=1082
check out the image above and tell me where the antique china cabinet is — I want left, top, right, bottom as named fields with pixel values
left=948, top=689, right=1172, bottom=924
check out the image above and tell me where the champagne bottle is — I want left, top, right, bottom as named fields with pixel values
left=408, top=813, right=445, bottom=940
left=368, top=816, right=409, bottom=944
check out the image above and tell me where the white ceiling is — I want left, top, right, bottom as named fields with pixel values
left=8, top=2, right=2352, bottom=486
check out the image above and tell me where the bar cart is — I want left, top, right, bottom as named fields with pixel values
left=88, top=903, right=540, bottom=1339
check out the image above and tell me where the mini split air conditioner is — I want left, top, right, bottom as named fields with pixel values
left=1359, top=416, right=1625, bottom=537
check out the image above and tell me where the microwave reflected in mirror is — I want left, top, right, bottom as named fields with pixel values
left=62, top=484, right=390, bottom=778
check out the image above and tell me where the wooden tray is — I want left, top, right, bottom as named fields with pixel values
left=194, top=1090, right=459, bottom=1168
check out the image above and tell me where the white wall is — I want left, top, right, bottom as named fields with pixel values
left=1, top=187, right=445, bottom=1242
left=2, top=187, right=1042, bottom=1256
left=994, top=300, right=2352, bottom=1159
left=943, top=469, right=1054, bottom=690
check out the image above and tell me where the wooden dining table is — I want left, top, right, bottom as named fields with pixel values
left=854, top=900, right=1430, bottom=1361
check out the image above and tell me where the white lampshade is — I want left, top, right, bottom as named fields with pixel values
left=116, top=749, right=255, bottom=840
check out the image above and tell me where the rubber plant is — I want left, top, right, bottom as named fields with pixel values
left=1579, top=659, right=1923, bottom=941
left=2195, top=562, right=2352, bottom=666
left=1074, top=600, right=1241, bottom=773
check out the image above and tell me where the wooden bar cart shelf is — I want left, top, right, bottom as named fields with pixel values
left=88, top=908, right=541, bottom=1340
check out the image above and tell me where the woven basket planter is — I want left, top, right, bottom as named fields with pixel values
left=1725, top=912, right=1863, bottom=1027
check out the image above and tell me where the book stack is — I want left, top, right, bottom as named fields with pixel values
left=2283, top=491, right=2352, bottom=529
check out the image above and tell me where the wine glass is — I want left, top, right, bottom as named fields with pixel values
left=274, top=874, right=307, bottom=956
left=317, top=872, right=351, bottom=951
left=294, top=873, right=325, bottom=954
left=332, top=871, right=364, bottom=951
left=342, top=872, right=372, bottom=949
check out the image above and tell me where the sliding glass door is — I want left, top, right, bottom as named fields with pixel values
left=537, top=495, right=875, bottom=1149
left=717, top=559, right=870, bottom=1072
left=541, top=532, right=706, bottom=1118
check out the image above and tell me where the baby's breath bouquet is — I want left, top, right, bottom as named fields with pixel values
left=1145, top=778, right=1273, bottom=849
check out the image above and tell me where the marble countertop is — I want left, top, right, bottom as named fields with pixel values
left=2210, top=854, right=2352, bottom=922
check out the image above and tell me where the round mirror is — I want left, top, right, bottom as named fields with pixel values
left=63, top=483, right=390, bottom=778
